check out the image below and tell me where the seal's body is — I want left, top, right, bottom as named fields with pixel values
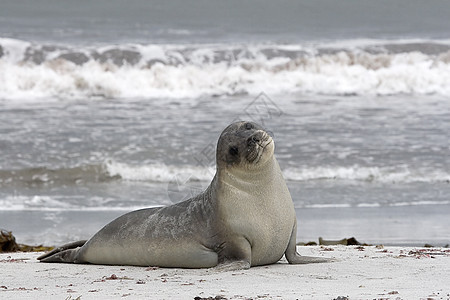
left=39, top=121, right=329, bottom=268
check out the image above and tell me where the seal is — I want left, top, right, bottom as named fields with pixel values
left=38, top=121, right=331, bottom=269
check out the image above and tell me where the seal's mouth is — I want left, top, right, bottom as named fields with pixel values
left=261, top=135, right=273, bottom=149
left=246, top=132, right=273, bottom=164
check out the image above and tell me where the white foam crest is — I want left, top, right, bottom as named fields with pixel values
left=0, top=37, right=31, bottom=63
left=0, top=195, right=74, bottom=211
left=0, top=194, right=159, bottom=211
left=301, top=200, right=450, bottom=209
left=103, top=161, right=450, bottom=184
left=283, top=165, right=450, bottom=183
left=304, top=203, right=352, bottom=209
left=292, top=51, right=450, bottom=95
left=390, top=200, right=450, bottom=207
left=104, top=160, right=214, bottom=182
left=1, top=40, right=450, bottom=100
left=0, top=59, right=259, bottom=100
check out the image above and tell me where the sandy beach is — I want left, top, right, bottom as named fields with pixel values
left=1, top=245, right=449, bottom=299
left=1, top=1, right=450, bottom=300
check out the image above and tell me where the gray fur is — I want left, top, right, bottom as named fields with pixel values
left=38, top=121, right=331, bottom=268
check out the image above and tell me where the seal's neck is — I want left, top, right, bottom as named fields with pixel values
left=219, top=156, right=281, bottom=188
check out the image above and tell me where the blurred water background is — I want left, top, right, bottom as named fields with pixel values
left=0, top=0, right=449, bottom=246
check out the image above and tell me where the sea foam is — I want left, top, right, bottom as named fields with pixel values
left=105, top=161, right=450, bottom=184
left=1, top=38, right=450, bottom=100
left=1, top=161, right=448, bottom=186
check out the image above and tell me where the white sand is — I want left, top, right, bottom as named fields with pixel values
left=1, top=246, right=449, bottom=299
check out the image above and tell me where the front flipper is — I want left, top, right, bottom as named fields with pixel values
left=38, top=240, right=87, bottom=263
left=213, top=236, right=252, bottom=271
left=285, top=222, right=334, bottom=264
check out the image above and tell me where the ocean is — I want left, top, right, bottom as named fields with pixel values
left=0, top=0, right=449, bottom=247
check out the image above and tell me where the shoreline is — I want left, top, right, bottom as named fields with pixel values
left=1, top=246, right=449, bottom=299
left=3, top=201, right=450, bottom=248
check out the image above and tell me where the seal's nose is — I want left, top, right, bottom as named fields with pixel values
left=252, top=135, right=260, bottom=143
left=247, top=132, right=263, bottom=146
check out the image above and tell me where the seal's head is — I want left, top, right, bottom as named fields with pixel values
left=216, top=121, right=274, bottom=170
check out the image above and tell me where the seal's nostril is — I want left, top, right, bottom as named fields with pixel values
left=248, top=135, right=260, bottom=145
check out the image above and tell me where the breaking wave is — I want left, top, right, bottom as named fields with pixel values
left=108, top=162, right=450, bottom=184
left=283, top=165, right=450, bottom=183
left=1, top=38, right=450, bottom=100
left=1, top=160, right=449, bottom=187
left=0, top=195, right=154, bottom=211
left=1, top=162, right=449, bottom=212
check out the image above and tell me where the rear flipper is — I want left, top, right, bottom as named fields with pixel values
left=37, top=240, right=87, bottom=263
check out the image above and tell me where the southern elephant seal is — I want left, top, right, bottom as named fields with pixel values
left=38, top=121, right=331, bottom=269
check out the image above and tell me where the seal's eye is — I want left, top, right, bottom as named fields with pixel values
left=229, top=146, right=239, bottom=156
left=245, top=123, right=253, bottom=130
